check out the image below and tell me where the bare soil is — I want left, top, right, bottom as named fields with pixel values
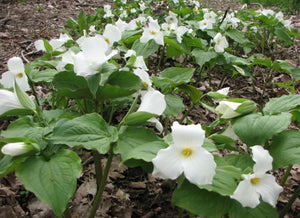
left=0, top=0, right=299, bottom=217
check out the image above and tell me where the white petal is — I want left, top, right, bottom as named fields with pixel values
left=1, top=142, right=32, bottom=156
left=134, top=56, right=148, bottom=71
left=154, top=31, right=164, bottom=46
left=0, top=71, right=15, bottom=88
left=73, top=52, right=95, bottom=76
left=137, top=90, right=166, bottom=115
left=216, top=87, right=230, bottom=96
left=16, top=76, right=30, bottom=92
left=0, top=90, right=24, bottom=115
left=34, top=39, right=46, bottom=52
left=103, top=24, right=122, bottom=46
left=215, top=101, right=242, bottom=119
left=171, top=122, right=205, bottom=148
left=152, top=145, right=184, bottom=179
left=148, top=117, right=163, bottom=133
left=251, top=145, right=273, bottom=176
left=140, top=30, right=153, bottom=44
left=80, top=35, right=108, bottom=61
left=133, top=68, right=152, bottom=88
left=7, top=57, right=24, bottom=73
left=182, top=147, right=216, bottom=185
left=231, top=174, right=261, bottom=208
left=255, top=174, right=283, bottom=207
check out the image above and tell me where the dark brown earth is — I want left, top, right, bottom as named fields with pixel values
left=0, top=0, right=299, bottom=217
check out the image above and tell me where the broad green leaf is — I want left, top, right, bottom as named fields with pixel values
left=275, top=27, right=292, bottom=45
left=179, top=84, right=203, bottom=104
left=131, top=39, right=160, bottom=58
left=269, top=130, right=300, bottom=169
left=223, top=153, right=254, bottom=172
left=86, top=74, right=101, bottom=98
left=291, top=66, right=300, bottom=81
left=114, top=127, right=167, bottom=163
left=232, top=113, right=292, bottom=146
left=53, top=71, right=92, bottom=99
left=124, top=111, right=157, bottom=126
left=226, top=29, right=250, bottom=44
left=51, top=113, right=117, bottom=154
left=42, top=39, right=53, bottom=53
left=263, top=95, right=300, bottom=115
left=233, top=65, right=246, bottom=76
left=172, top=179, right=232, bottom=217
left=0, top=155, right=24, bottom=177
left=203, top=139, right=218, bottom=152
left=14, top=82, right=36, bottom=111
left=192, top=49, right=217, bottom=68
left=229, top=201, right=278, bottom=218
left=29, top=69, right=58, bottom=83
left=251, top=58, right=272, bottom=68
left=160, top=67, right=194, bottom=84
left=16, top=149, right=82, bottom=217
left=164, top=94, right=185, bottom=117
left=165, top=37, right=186, bottom=57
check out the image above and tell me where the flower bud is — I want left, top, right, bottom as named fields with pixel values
left=1, top=142, right=33, bottom=157
left=216, top=101, right=242, bottom=119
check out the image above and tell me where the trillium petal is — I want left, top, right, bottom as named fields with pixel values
left=215, top=101, right=242, bottom=119
left=148, top=117, right=164, bottom=133
left=171, top=122, right=205, bottom=148
left=231, top=175, right=261, bottom=208
left=182, top=147, right=216, bottom=185
left=152, top=145, right=184, bottom=179
left=16, top=76, right=30, bottom=92
left=137, top=90, right=166, bottom=115
left=7, top=57, right=24, bottom=74
left=256, top=174, right=283, bottom=207
left=133, top=68, right=152, bottom=88
left=1, top=142, right=32, bottom=156
left=103, top=24, right=122, bottom=46
left=251, top=145, right=273, bottom=175
left=0, top=90, right=24, bottom=115
left=0, top=71, right=15, bottom=89
left=154, top=31, right=164, bottom=45
left=80, top=35, right=108, bottom=61
left=73, top=53, right=96, bottom=77
left=140, top=30, right=153, bottom=44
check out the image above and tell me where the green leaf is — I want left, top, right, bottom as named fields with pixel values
left=124, top=111, right=157, bottom=126
left=42, top=39, right=53, bottom=53
left=291, top=66, right=300, bottom=81
left=16, top=149, right=82, bottom=217
left=114, top=127, right=167, bottom=163
left=53, top=71, right=92, bottom=99
left=223, top=153, right=254, bottom=172
left=160, top=67, right=194, bottom=84
left=51, top=113, right=118, bottom=154
left=86, top=73, right=101, bottom=98
left=275, top=27, right=292, bottom=45
left=131, top=39, right=160, bottom=58
left=179, top=84, right=203, bottom=104
left=164, top=94, right=185, bottom=117
left=225, top=29, right=250, bottom=44
left=269, top=130, right=300, bottom=169
left=14, top=82, right=36, bottom=111
left=192, top=49, right=217, bottom=68
left=229, top=201, right=278, bottom=218
left=29, top=69, right=58, bottom=83
left=172, top=179, right=232, bottom=217
left=232, top=113, right=292, bottom=146
left=0, top=155, right=25, bottom=177
left=263, top=95, right=300, bottom=115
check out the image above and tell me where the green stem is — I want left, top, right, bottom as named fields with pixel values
left=29, top=80, right=41, bottom=107
left=92, top=150, right=103, bottom=188
left=164, top=116, right=169, bottom=136
left=280, top=165, right=292, bottom=187
left=155, top=45, right=165, bottom=75
left=180, top=104, right=194, bottom=123
left=119, top=95, right=139, bottom=128
left=89, top=147, right=114, bottom=218
left=279, top=184, right=300, bottom=218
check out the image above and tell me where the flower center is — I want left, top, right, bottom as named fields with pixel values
left=150, top=30, right=156, bottom=35
left=105, top=38, right=110, bottom=44
left=182, top=147, right=192, bottom=158
left=250, top=177, right=260, bottom=185
left=16, top=72, right=23, bottom=78
left=143, top=81, right=149, bottom=88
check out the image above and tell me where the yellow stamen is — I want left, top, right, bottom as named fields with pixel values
left=150, top=30, right=156, bottom=35
left=182, top=147, right=192, bottom=158
left=250, top=177, right=260, bottom=185
left=143, top=82, right=149, bottom=88
left=105, top=38, right=110, bottom=44
left=16, top=72, right=23, bottom=78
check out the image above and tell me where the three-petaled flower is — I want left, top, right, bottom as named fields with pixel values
left=152, top=122, right=216, bottom=185
left=231, top=145, right=283, bottom=208
left=140, top=18, right=164, bottom=46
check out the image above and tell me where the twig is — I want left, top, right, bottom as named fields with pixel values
left=21, top=50, right=30, bottom=63
left=0, top=10, right=10, bottom=26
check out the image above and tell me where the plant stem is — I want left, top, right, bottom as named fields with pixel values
left=89, top=147, right=114, bottom=218
left=279, top=184, right=300, bottom=218
left=92, top=150, right=103, bottom=188
left=155, top=45, right=165, bottom=75
left=29, top=80, right=41, bottom=107
left=280, top=165, right=292, bottom=187
left=180, top=104, right=194, bottom=123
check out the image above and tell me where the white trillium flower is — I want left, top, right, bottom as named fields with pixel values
left=213, top=33, right=229, bottom=53
left=152, top=122, right=217, bottom=185
left=231, top=146, right=283, bottom=208
left=103, top=5, right=114, bottom=18
left=116, top=18, right=128, bottom=33
left=134, top=56, right=148, bottom=71
left=140, top=18, right=164, bottom=46
left=124, top=49, right=136, bottom=59
left=73, top=35, right=118, bottom=77
left=1, top=142, right=33, bottom=157
left=34, top=33, right=71, bottom=52
left=103, top=24, right=122, bottom=47
left=162, top=22, right=177, bottom=35
left=199, top=19, right=213, bottom=30
left=215, top=100, right=242, bottom=119
left=204, top=11, right=217, bottom=23
left=139, top=2, right=146, bottom=11
left=216, top=87, right=230, bottom=96
left=56, top=50, right=75, bottom=72
left=0, top=89, right=25, bottom=115
left=133, top=68, right=152, bottom=89
left=0, top=57, right=30, bottom=91
left=165, top=11, right=178, bottom=24
left=176, top=26, right=189, bottom=43
left=275, top=12, right=284, bottom=21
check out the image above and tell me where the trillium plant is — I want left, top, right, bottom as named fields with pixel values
left=0, top=0, right=299, bottom=217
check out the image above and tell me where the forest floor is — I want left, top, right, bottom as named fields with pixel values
left=0, top=0, right=299, bottom=217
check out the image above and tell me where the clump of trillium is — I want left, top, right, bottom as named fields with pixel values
left=231, top=145, right=283, bottom=208
left=152, top=122, right=217, bottom=186
left=140, top=17, right=164, bottom=46
left=0, top=57, right=30, bottom=91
